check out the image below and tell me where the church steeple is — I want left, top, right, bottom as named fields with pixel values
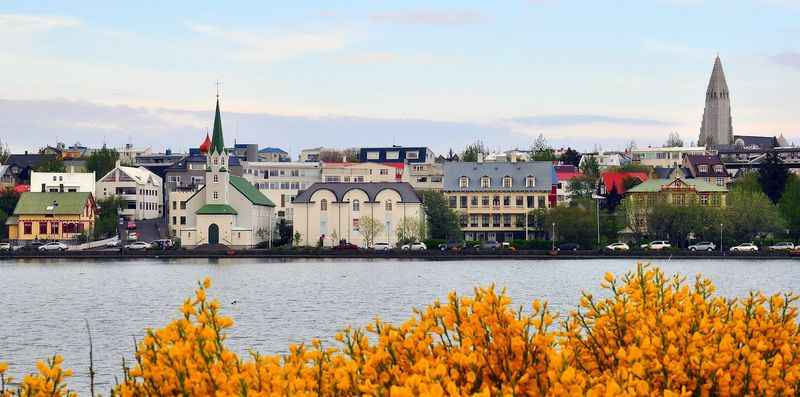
left=210, top=98, right=225, bottom=155
left=699, top=55, right=733, bottom=147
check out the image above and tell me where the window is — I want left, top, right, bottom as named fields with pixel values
left=459, top=214, right=468, bottom=228
left=172, top=216, right=177, bottom=225
left=406, top=151, right=419, bottom=160
left=538, top=196, right=545, bottom=209
left=385, top=200, right=393, bottom=211
left=269, top=170, right=279, bottom=177
left=470, top=215, right=478, bottom=227
left=503, top=196, right=510, bottom=206
left=716, top=177, right=725, bottom=186
left=24, top=222, right=32, bottom=235
left=460, top=196, right=467, bottom=208
left=320, top=199, right=328, bottom=211
left=527, top=196, right=534, bottom=208
left=503, top=214, right=511, bottom=227
left=386, top=151, right=400, bottom=160
left=213, top=158, right=218, bottom=165
left=366, top=151, right=380, bottom=160
left=172, top=201, right=177, bottom=210
left=459, top=177, right=469, bottom=188
left=673, top=193, right=686, bottom=206
left=213, top=174, right=219, bottom=183
left=711, top=195, right=721, bottom=206
left=471, top=196, right=478, bottom=206
left=480, top=176, right=491, bottom=188
left=39, top=222, right=47, bottom=234
left=698, top=165, right=708, bottom=173
left=714, top=165, right=724, bottom=173
left=492, top=195, right=500, bottom=206
left=354, top=176, right=364, bottom=182
left=482, top=215, right=489, bottom=227
left=492, top=214, right=500, bottom=227
left=502, top=176, right=513, bottom=188
left=525, top=176, right=536, bottom=188
left=290, top=170, right=299, bottom=177
left=352, top=218, right=360, bottom=231
left=180, top=216, right=186, bottom=225
left=516, top=196, right=524, bottom=207
left=180, top=201, right=186, bottom=210
left=449, top=196, right=457, bottom=208
left=213, top=191, right=219, bottom=200
left=352, top=200, right=360, bottom=211
left=700, top=194, right=709, bottom=206
left=482, top=196, right=489, bottom=207
left=412, top=165, right=424, bottom=172
left=325, top=176, right=340, bottom=182
left=379, top=169, right=389, bottom=175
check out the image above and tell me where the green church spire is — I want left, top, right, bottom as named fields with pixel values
left=210, top=98, right=225, bottom=155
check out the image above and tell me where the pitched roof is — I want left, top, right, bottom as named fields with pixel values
left=5, top=154, right=55, bottom=169
left=601, top=171, right=649, bottom=194
left=13, top=192, right=91, bottom=215
left=442, top=162, right=555, bottom=192
left=196, top=204, right=238, bottom=215
left=733, top=135, right=778, bottom=150
left=258, top=147, right=288, bottom=154
left=210, top=99, right=225, bottom=155
left=554, top=165, right=582, bottom=181
left=706, top=56, right=730, bottom=97
left=626, top=177, right=727, bottom=193
left=293, top=182, right=421, bottom=203
left=103, top=165, right=161, bottom=185
left=229, top=175, right=274, bottom=206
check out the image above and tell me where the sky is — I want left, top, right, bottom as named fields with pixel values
left=1, top=0, right=799, bottom=157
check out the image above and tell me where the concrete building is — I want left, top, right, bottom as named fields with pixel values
left=299, top=147, right=324, bottom=162
left=30, top=171, right=95, bottom=193
left=625, top=177, right=728, bottom=234
left=554, top=165, right=582, bottom=205
left=631, top=146, right=707, bottom=168
left=7, top=192, right=96, bottom=242
left=442, top=162, right=556, bottom=242
left=178, top=98, right=275, bottom=249
left=579, top=151, right=630, bottom=170
left=117, top=144, right=152, bottom=165
left=96, top=161, right=163, bottom=220
left=358, top=146, right=435, bottom=164
left=407, top=162, right=444, bottom=190
left=699, top=56, right=734, bottom=147
left=258, top=147, right=290, bottom=162
left=293, top=182, right=423, bottom=248
left=242, top=161, right=322, bottom=223
left=321, top=162, right=408, bottom=183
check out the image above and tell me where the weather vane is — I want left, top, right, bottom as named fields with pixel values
left=215, top=80, right=223, bottom=99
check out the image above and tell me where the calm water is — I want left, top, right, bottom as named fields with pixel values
left=0, top=258, right=797, bottom=393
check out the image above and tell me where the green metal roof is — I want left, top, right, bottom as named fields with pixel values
left=210, top=98, right=225, bottom=155
left=13, top=192, right=91, bottom=215
left=626, top=177, right=728, bottom=193
left=229, top=175, right=275, bottom=206
left=196, top=204, right=238, bottom=215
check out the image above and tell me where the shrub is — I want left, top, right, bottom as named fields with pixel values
left=510, top=239, right=553, bottom=250
left=422, top=238, right=445, bottom=249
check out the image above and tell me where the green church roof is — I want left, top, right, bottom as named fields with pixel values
left=210, top=98, right=225, bottom=155
left=230, top=175, right=275, bottom=206
left=196, top=204, right=238, bottom=215
left=13, top=192, right=92, bottom=215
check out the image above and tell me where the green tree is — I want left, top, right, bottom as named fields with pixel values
left=34, top=157, right=65, bottom=172
left=730, top=171, right=762, bottom=194
left=93, top=196, right=124, bottom=240
left=542, top=205, right=595, bottom=248
left=758, top=152, right=790, bottom=203
left=86, top=146, right=120, bottom=181
left=724, top=187, right=786, bottom=242
left=396, top=216, right=422, bottom=244
left=646, top=203, right=722, bottom=247
left=461, top=140, right=487, bottom=162
left=567, top=175, right=597, bottom=201
left=579, top=156, right=600, bottom=179
left=293, top=231, right=303, bottom=247
left=778, top=175, right=800, bottom=238
left=359, top=216, right=384, bottom=247
left=0, top=209, right=7, bottom=239
left=559, top=148, right=581, bottom=167
left=420, top=190, right=462, bottom=241
left=605, top=185, right=622, bottom=213
left=531, top=134, right=555, bottom=161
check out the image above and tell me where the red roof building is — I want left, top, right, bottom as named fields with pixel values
left=601, top=171, right=649, bottom=195
left=199, top=133, right=211, bottom=154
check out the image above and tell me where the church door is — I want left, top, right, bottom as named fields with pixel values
left=208, top=223, right=219, bottom=245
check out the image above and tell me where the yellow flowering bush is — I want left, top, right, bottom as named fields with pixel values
left=2, top=263, right=800, bottom=396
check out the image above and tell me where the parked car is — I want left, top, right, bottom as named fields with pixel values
left=640, top=240, right=672, bottom=251
left=605, top=242, right=630, bottom=252
left=151, top=239, right=174, bottom=250
left=557, top=243, right=580, bottom=252
left=126, top=221, right=137, bottom=230
left=372, top=242, right=392, bottom=251
left=479, top=240, right=502, bottom=250
left=438, top=242, right=462, bottom=252
left=768, top=242, right=795, bottom=251
left=401, top=242, right=427, bottom=251
left=688, top=241, right=716, bottom=252
left=0, top=242, right=11, bottom=251
left=125, top=241, right=151, bottom=250
left=39, top=242, right=68, bottom=252
left=331, top=242, right=359, bottom=251
left=730, top=243, right=758, bottom=253
left=106, top=239, right=120, bottom=248
left=18, top=242, right=44, bottom=252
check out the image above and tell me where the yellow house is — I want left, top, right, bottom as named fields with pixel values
left=8, top=192, right=96, bottom=241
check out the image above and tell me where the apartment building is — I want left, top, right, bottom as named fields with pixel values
left=30, top=171, right=95, bottom=193
left=321, top=162, right=408, bottom=183
left=96, top=161, right=163, bottom=220
left=631, top=146, right=707, bottom=168
left=442, top=162, right=556, bottom=242
left=242, top=161, right=322, bottom=223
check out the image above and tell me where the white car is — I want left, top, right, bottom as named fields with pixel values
left=372, top=242, right=392, bottom=251
left=125, top=241, right=151, bottom=250
left=768, top=242, right=795, bottom=251
left=605, top=242, right=630, bottom=252
left=640, top=240, right=672, bottom=250
left=401, top=242, right=427, bottom=251
left=0, top=242, right=11, bottom=251
left=106, top=239, right=120, bottom=248
left=730, top=243, right=758, bottom=252
left=38, top=242, right=68, bottom=252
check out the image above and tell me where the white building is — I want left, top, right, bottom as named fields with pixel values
left=242, top=161, right=322, bottom=224
left=631, top=146, right=708, bottom=168
left=179, top=98, right=275, bottom=249
left=321, top=162, right=409, bottom=183
left=579, top=151, right=630, bottom=170
left=407, top=162, right=444, bottom=190
left=30, top=171, right=95, bottom=193
left=293, top=182, right=424, bottom=248
left=96, top=161, right=163, bottom=220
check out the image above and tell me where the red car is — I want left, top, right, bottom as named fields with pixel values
left=126, top=221, right=137, bottom=230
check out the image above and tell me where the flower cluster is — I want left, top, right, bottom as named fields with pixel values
left=2, top=264, right=800, bottom=396
left=1, top=355, right=75, bottom=397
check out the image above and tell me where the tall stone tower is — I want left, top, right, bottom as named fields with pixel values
left=698, top=56, right=733, bottom=147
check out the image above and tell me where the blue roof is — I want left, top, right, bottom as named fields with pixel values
left=259, top=147, right=288, bottom=154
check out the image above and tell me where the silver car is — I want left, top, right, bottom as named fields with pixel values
left=768, top=242, right=795, bottom=251
left=39, top=242, right=68, bottom=252
left=688, top=241, right=716, bottom=252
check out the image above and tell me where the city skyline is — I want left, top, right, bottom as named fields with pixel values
left=1, top=1, right=799, bottom=154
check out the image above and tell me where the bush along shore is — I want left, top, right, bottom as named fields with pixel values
left=2, top=263, right=800, bottom=396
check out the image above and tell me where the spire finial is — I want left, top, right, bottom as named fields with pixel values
left=215, top=80, right=222, bottom=100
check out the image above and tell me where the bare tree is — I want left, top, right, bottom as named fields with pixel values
left=0, top=138, right=9, bottom=164
left=396, top=216, right=422, bottom=244
left=664, top=132, right=684, bottom=147
left=359, top=216, right=384, bottom=247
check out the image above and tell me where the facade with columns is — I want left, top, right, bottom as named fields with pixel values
left=178, top=99, right=275, bottom=249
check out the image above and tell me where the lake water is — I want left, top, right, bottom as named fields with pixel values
left=0, top=258, right=797, bottom=393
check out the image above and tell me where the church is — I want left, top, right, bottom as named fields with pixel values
left=179, top=98, right=275, bottom=249
left=699, top=56, right=734, bottom=147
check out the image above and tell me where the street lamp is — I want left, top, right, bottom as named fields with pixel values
left=591, top=194, right=604, bottom=247
left=720, top=223, right=723, bottom=254
left=551, top=222, right=556, bottom=251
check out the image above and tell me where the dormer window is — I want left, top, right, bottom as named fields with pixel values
left=480, top=176, right=491, bottom=188
left=502, top=176, right=513, bottom=188
left=698, top=165, right=708, bottom=173
left=459, top=176, right=469, bottom=188
left=714, top=165, right=723, bottom=173
left=525, top=176, right=536, bottom=188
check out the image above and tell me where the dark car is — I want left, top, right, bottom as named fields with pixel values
left=17, top=242, right=45, bottom=252
left=332, top=243, right=359, bottom=251
left=557, top=243, right=580, bottom=252
left=479, top=240, right=502, bottom=250
left=438, top=242, right=462, bottom=252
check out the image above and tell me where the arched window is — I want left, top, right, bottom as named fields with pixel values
left=480, top=176, right=491, bottom=188
left=502, top=176, right=513, bottom=188
left=213, top=191, right=219, bottom=200
left=213, top=158, right=218, bottom=165
left=213, top=174, right=219, bottom=183
left=320, top=199, right=328, bottom=211
left=385, top=200, right=393, bottom=211
left=352, top=199, right=360, bottom=211
left=459, top=176, right=469, bottom=188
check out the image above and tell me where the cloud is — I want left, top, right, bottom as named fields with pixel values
left=0, top=13, right=80, bottom=33
left=509, top=114, right=674, bottom=128
left=770, top=52, right=800, bottom=70
left=370, top=10, right=487, bottom=26
left=186, top=23, right=347, bottom=63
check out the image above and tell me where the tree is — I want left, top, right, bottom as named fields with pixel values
left=276, top=219, right=293, bottom=246
left=778, top=175, right=800, bottom=238
left=420, top=190, right=462, bottom=241
left=730, top=171, right=762, bottom=194
left=0, top=209, right=7, bottom=239
left=560, top=148, right=581, bottom=167
left=605, top=185, right=622, bottom=213
left=396, top=216, right=422, bottom=244
left=319, top=148, right=360, bottom=163
left=0, top=138, right=9, bottom=164
left=461, top=140, right=487, bottom=162
left=664, top=132, right=684, bottom=147
left=34, top=157, right=65, bottom=172
left=579, top=156, right=600, bottom=180
left=646, top=203, right=721, bottom=247
left=359, top=216, right=384, bottom=248
left=93, top=196, right=125, bottom=240
left=531, top=134, right=555, bottom=161
left=86, top=147, right=120, bottom=181
left=724, top=187, right=786, bottom=242
left=542, top=205, right=595, bottom=248
left=567, top=175, right=597, bottom=201
left=293, top=231, right=303, bottom=247
left=758, top=152, right=790, bottom=203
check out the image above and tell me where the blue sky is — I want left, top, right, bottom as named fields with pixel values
left=1, top=1, right=798, bottom=156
